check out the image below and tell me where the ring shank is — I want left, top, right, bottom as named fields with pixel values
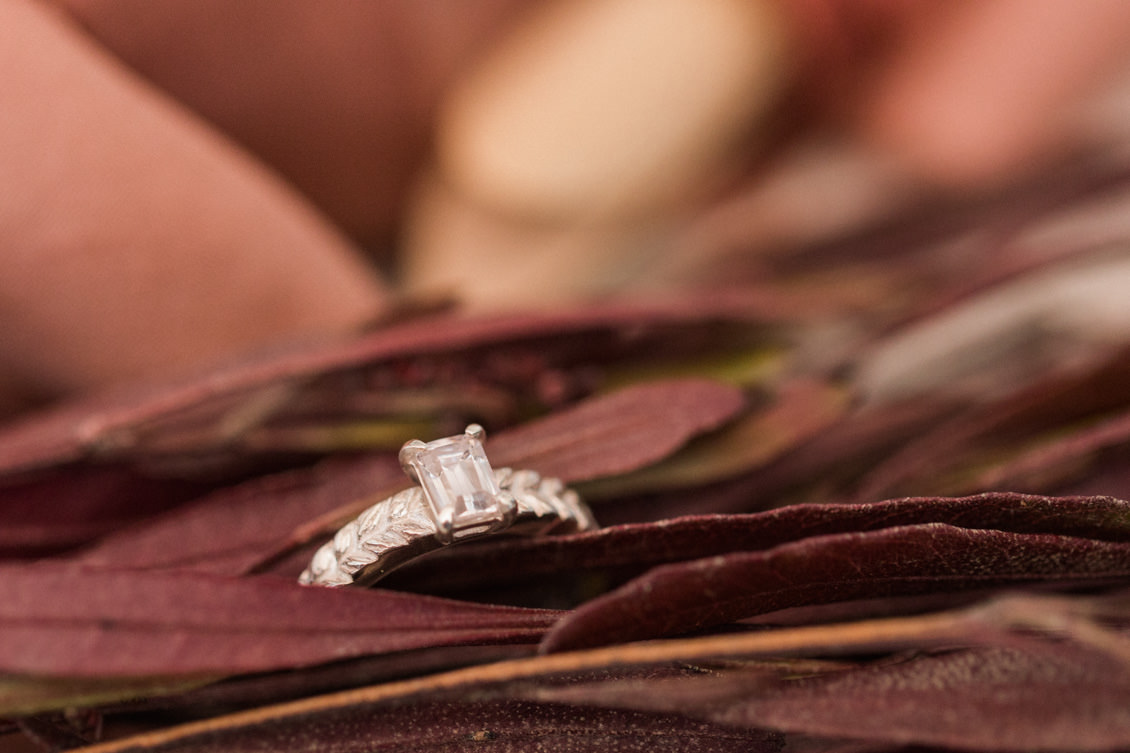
left=299, top=468, right=595, bottom=587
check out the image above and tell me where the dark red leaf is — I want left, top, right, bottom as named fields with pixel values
left=74, top=379, right=744, bottom=576
left=13, top=715, right=97, bottom=751
left=973, top=403, right=1130, bottom=494
left=488, top=378, right=745, bottom=482
left=541, top=524, right=1130, bottom=652
left=73, top=454, right=405, bottom=574
left=91, top=699, right=783, bottom=753
left=581, top=379, right=846, bottom=502
left=130, top=645, right=536, bottom=714
left=716, top=644, right=1130, bottom=751
left=0, top=563, right=557, bottom=677
left=855, top=345, right=1130, bottom=500
left=712, top=398, right=959, bottom=511
left=389, top=493, right=1130, bottom=595
left=0, top=296, right=771, bottom=477
left=49, top=588, right=1128, bottom=752
left=70, top=589, right=1130, bottom=753
left=0, top=466, right=207, bottom=558
left=528, top=643, right=1130, bottom=751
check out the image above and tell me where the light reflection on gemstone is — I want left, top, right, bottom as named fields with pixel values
left=405, top=431, right=502, bottom=535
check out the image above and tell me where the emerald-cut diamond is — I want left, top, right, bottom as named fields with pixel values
left=400, top=425, right=505, bottom=540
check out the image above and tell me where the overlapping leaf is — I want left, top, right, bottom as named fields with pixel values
left=0, top=563, right=556, bottom=684
left=542, top=523, right=1130, bottom=651
left=7, top=159, right=1130, bottom=751
left=71, top=378, right=744, bottom=575
left=0, top=466, right=206, bottom=559
left=856, top=345, right=1130, bottom=501
left=90, top=698, right=782, bottom=753
left=529, top=642, right=1130, bottom=752
left=0, top=296, right=778, bottom=478
left=385, top=493, right=1130, bottom=597
left=45, top=589, right=1130, bottom=753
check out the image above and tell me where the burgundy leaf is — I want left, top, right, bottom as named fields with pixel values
left=73, top=454, right=406, bottom=574
left=488, top=378, right=745, bottom=482
left=67, top=589, right=1130, bottom=753
left=74, top=379, right=743, bottom=576
left=715, top=644, right=1130, bottom=751
left=387, top=493, right=1130, bottom=595
left=973, top=403, right=1130, bottom=494
left=855, top=344, right=1130, bottom=500
left=86, top=699, right=783, bottom=753
left=713, top=398, right=958, bottom=512
left=129, top=645, right=536, bottom=714
left=541, top=524, right=1130, bottom=652
left=0, top=466, right=207, bottom=558
left=0, top=295, right=771, bottom=477
left=582, top=379, right=846, bottom=501
left=528, top=643, right=1130, bottom=751
left=756, top=157, right=1130, bottom=290
left=0, top=563, right=557, bottom=677
left=14, top=715, right=97, bottom=751
left=47, top=589, right=1127, bottom=752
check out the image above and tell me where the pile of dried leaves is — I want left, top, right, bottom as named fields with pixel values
left=4, top=158, right=1130, bottom=752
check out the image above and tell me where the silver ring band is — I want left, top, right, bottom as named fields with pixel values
left=300, top=425, right=596, bottom=587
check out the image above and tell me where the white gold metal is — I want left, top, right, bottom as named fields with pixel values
left=299, top=426, right=597, bottom=587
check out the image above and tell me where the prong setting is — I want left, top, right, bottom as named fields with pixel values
left=498, top=491, right=518, bottom=528
left=398, top=439, right=427, bottom=480
left=435, top=507, right=456, bottom=544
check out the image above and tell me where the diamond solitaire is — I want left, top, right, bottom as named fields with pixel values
left=399, top=424, right=516, bottom=542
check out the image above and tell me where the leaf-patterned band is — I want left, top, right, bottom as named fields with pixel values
left=300, top=466, right=596, bottom=587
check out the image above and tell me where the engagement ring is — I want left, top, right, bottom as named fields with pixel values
left=299, top=424, right=597, bottom=586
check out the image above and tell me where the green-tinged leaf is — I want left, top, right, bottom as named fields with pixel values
left=0, top=675, right=216, bottom=718
left=601, top=344, right=788, bottom=391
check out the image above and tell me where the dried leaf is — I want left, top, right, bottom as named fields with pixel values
left=972, top=403, right=1130, bottom=494
left=0, top=563, right=556, bottom=682
left=0, top=675, right=211, bottom=720
left=0, top=466, right=206, bottom=558
left=529, top=643, right=1130, bottom=752
left=74, top=379, right=744, bottom=576
left=55, top=589, right=1130, bottom=753
left=12, top=715, right=98, bottom=751
left=719, top=398, right=959, bottom=510
left=856, top=345, right=1130, bottom=500
left=7, top=157, right=1130, bottom=752
left=89, top=698, right=783, bottom=753
left=715, top=644, right=1130, bottom=751
left=581, top=379, right=846, bottom=498
left=390, top=493, right=1130, bottom=596
left=488, top=378, right=745, bottom=482
left=73, top=455, right=405, bottom=574
left=541, top=524, right=1130, bottom=652
left=130, top=645, right=536, bottom=715
left=0, top=296, right=773, bottom=476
